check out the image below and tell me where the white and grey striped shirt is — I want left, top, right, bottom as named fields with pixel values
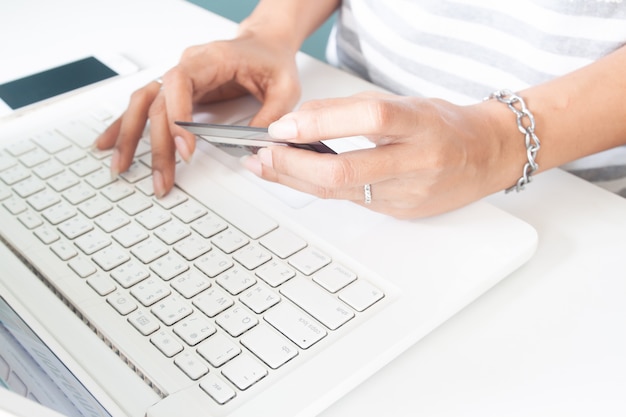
left=326, top=0, right=626, bottom=196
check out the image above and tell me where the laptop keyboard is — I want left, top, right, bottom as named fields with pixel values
left=0, top=110, right=385, bottom=406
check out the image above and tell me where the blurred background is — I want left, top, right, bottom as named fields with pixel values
left=188, top=1, right=334, bottom=62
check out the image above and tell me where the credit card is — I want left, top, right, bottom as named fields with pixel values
left=175, top=121, right=336, bottom=154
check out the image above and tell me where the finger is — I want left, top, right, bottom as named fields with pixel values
left=93, top=116, right=122, bottom=150
left=248, top=78, right=301, bottom=127
left=257, top=143, right=421, bottom=190
left=160, top=69, right=197, bottom=162
left=269, top=95, right=421, bottom=142
left=109, top=80, right=162, bottom=176
left=147, top=94, right=177, bottom=198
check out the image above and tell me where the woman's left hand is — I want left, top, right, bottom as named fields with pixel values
left=242, top=91, right=522, bottom=218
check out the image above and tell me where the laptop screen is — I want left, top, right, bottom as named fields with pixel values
left=0, top=297, right=111, bottom=417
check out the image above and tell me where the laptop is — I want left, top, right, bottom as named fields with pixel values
left=0, top=56, right=537, bottom=417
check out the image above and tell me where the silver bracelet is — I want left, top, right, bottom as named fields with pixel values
left=487, top=89, right=541, bottom=193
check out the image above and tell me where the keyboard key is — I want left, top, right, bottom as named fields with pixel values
left=194, top=251, right=233, bottom=278
left=154, top=219, right=190, bottom=245
left=84, top=168, right=115, bottom=189
left=33, top=225, right=60, bottom=244
left=197, top=332, right=241, bottom=367
left=172, top=200, right=207, bottom=223
left=212, top=229, right=249, bottom=254
left=74, top=230, right=111, bottom=255
left=118, top=193, right=153, bottom=215
left=259, top=228, right=307, bottom=259
left=215, top=305, right=258, bottom=337
left=190, top=212, right=228, bottom=238
left=13, top=177, right=45, bottom=198
left=47, top=171, right=80, bottom=192
left=42, top=202, right=77, bottom=225
left=173, top=314, right=216, bottom=346
left=338, top=280, right=384, bottom=312
left=173, top=234, right=211, bottom=261
left=200, top=373, right=236, bottom=405
left=3, top=197, right=27, bottom=215
left=95, top=208, right=130, bottom=233
left=106, top=290, right=138, bottom=315
left=312, top=264, right=357, bottom=293
left=264, top=302, right=327, bottom=349
left=174, top=351, right=209, bottom=380
left=119, top=161, right=151, bottom=183
left=68, top=256, right=97, bottom=278
left=58, top=216, right=93, bottom=239
left=130, top=277, right=171, bottom=306
left=255, top=260, right=295, bottom=287
left=216, top=267, right=256, bottom=296
left=55, top=146, right=86, bottom=165
left=170, top=268, right=211, bottom=298
left=112, top=223, right=149, bottom=248
left=193, top=287, right=234, bottom=318
left=17, top=210, right=42, bottom=229
left=241, top=324, right=298, bottom=369
left=78, top=196, right=113, bottom=219
left=32, top=159, right=64, bottom=180
left=136, top=206, right=171, bottom=230
left=151, top=329, right=184, bottom=358
left=57, top=120, right=99, bottom=148
left=280, top=277, right=354, bottom=330
left=86, top=272, right=117, bottom=296
left=19, top=148, right=50, bottom=168
left=32, top=130, right=72, bottom=154
left=101, top=181, right=134, bottom=202
left=111, top=260, right=150, bottom=288
left=149, top=252, right=189, bottom=281
left=131, top=238, right=168, bottom=264
left=92, top=245, right=130, bottom=271
left=288, top=247, right=331, bottom=276
left=233, top=243, right=272, bottom=270
left=152, top=295, right=193, bottom=325
left=239, top=285, right=280, bottom=314
left=128, top=309, right=160, bottom=336
left=63, top=183, right=96, bottom=205
left=50, top=240, right=78, bottom=261
left=70, top=156, right=101, bottom=177
left=154, top=187, right=187, bottom=209
left=0, top=165, right=30, bottom=185
left=221, top=354, right=267, bottom=390
left=27, top=189, right=61, bottom=211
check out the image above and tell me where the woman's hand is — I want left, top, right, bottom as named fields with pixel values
left=242, top=91, right=523, bottom=218
left=93, top=33, right=301, bottom=197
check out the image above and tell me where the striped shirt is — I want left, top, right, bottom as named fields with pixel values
left=326, top=0, right=626, bottom=197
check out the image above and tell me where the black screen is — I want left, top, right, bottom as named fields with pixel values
left=0, top=57, right=117, bottom=110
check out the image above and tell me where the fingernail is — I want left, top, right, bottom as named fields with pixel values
left=257, top=147, right=273, bottom=168
left=153, top=170, right=166, bottom=198
left=174, top=135, right=192, bottom=163
left=110, top=149, right=120, bottom=178
left=268, top=118, right=298, bottom=139
left=240, top=155, right=262, bottom=176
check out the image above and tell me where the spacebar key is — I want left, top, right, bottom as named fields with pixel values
left=280, top=277, right=355, bottom=330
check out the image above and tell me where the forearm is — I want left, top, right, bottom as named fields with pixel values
left=238, top=0, right=340, bottom=54
left=517, top=45, right=626, bottom=173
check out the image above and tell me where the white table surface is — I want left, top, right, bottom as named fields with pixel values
left=2, top=1, right=625, bottom=416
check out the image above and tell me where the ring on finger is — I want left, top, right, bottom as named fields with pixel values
left=364, top=184, right=372, bottom=205
left=154, top=77, right=164, bottom=89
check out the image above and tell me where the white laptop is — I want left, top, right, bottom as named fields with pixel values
left=0, top=52, right=537, bottom=417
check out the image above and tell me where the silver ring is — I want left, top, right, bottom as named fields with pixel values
left=154, top=77, right=164, bottom=89
left=364, top=184, right=372, bottom=205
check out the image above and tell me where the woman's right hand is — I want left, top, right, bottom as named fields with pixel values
left=93, top=32, right=302, bottom=197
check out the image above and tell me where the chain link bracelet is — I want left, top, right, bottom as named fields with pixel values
left=487, top=89, right=541, bottom=193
